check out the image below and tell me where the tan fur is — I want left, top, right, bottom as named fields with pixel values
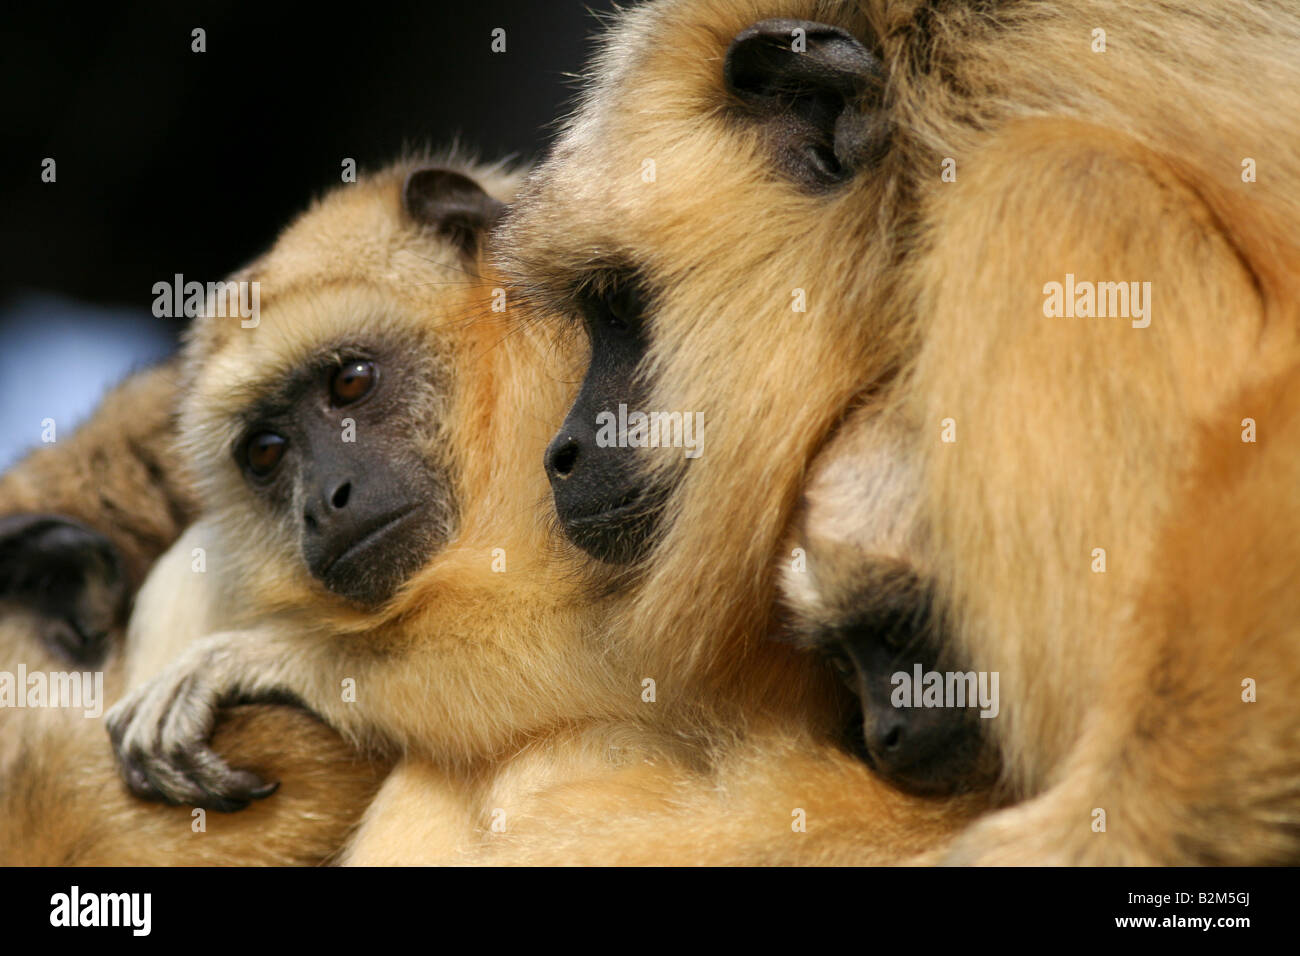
left=496, top=0, right=1300, bottom=863
left=944, top=365, right=1300, bottom=864
left=100, top=151, right=973, bottom=864
left=911, top=110, right=1300, bottom=860
left=0, top=702, right=388, bottom=865
left=349, top=731, right=978, bottom=865
left=24, top=0, right=1291, bottom=865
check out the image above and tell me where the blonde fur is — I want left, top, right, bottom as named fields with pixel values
left=0, top=371, right=387, bottom=865
left=497, top=0, right=1300, bottom=863
left=109, top=153, right=974, bottom=864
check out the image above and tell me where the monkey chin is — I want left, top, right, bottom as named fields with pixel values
left=558, top=485, right=669, bottom=566
left=314, top=504, right=440, bottom=608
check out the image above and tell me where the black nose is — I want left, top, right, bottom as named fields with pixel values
left=545, top=434, right=579, bottom=481
left=869, top=717, right=906, bottom=761
left=329, top=480, right=351, bottom=510
left=304, top=478, right=354, bottom=531
left=862, top=711, right=950, bottom=781
left=864, top=713, right=941, bottom=778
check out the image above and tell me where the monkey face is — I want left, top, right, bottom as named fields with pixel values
left=819, top=590, right=990, bottom=797
left=541, top=274, right=673, bottom=564
left=230, top=344, right=452, bottom=607
left=778, top=406, right=997, bottom=795
left=501, top=2, right=896, bottom=582
left=179, top=161, right=515, bottom=614
left=784, top=553, right=994, bottom=796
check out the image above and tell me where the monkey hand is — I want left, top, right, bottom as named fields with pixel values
left=105, top=631, right=281, bottom=812
left=0, top=513, right=127, bottom=665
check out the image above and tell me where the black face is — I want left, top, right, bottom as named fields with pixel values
left=543, top=275, right=670, bottom=564
left=810, top=566, right=992, bottom=795
left=234, top=349, right=451, bottom=607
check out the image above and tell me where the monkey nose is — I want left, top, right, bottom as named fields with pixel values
left=328, top=480, right=352, bottom=510
left=303, top=479, right=354, bottom=531
left=545, top=435, right=580, bottom=481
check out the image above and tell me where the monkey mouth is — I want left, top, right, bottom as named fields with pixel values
left=315, top=503, right=436, bottom=607
left=320, top=505, right=422, bottom=576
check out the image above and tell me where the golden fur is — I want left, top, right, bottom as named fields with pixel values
left=0, top=368, right=388, bottom=865
left=943, top=363, right=1300, bottom=864
left=494, top=0, right=1300, bottom=863
left=105, top=153, right=975, bottom=864
left=18, top=0, right=1295, bottom=865
left=924, top=122, right=1300, bottom=861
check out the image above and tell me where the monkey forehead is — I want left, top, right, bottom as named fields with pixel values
left=187, top=156, right=521, bottom=364
left=196, top=284, right=439, bottom=393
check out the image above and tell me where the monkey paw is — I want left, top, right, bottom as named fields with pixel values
left=105, top=640, right=279, bottom=812
left=0, top=513, right=127, bottom=665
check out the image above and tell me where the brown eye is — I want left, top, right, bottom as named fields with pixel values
left=331, top=360, right=376, bottom=405
left=245, top=432, right=287, bottom=477
left=602, top=285, right=643, bottom=333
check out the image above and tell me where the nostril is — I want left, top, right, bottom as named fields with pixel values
left=331, top=482, right=351, bottom=509
left=883, top=726, right=902, bottom=751
left=549, top=439, right=579, bottom=479
left=304, top=512, right=318, bottom=532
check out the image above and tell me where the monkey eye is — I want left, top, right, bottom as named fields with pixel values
left=599, top=283, right=645, bottom=334
left=244, top=431, right=287, bottom=477
left=826, top=651, right=856, bottom=680
left=330, top=360, right=377, bottom=406
left=881, top=626, right=909, bottom=651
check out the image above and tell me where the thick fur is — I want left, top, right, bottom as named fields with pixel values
left=945, top=365, right=1300, bottom=864
left=346, top=728, right=976, bottom=865
left=499, top=0, right=1300, bottom=863
left=108, top=156, right=977, bottom=864
left=0, top=701, right=388, bottom=866
left=908, top=107, right=1300, bottom=858
left=0, top=371, right=388, bottom=865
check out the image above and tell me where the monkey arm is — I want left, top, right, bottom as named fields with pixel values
left=914, top=117, right=1293, bottom=862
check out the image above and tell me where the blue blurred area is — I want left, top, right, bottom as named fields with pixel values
left=0, top=292, right=179, bottom=471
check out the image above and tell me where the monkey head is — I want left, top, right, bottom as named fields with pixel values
left=181, top=161, right=511, bottom=615
left=778, top=403, right=996, bottom=795
left=496, top=1, right=912, bottom=706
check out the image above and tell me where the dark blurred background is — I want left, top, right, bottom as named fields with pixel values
left=0, top=1, right=618, bottom=469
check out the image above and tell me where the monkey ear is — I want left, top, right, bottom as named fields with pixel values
left=401, top=167, right=506, bottom=255
left=724, top=18, right=889, bottom=189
